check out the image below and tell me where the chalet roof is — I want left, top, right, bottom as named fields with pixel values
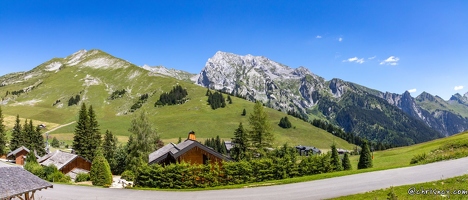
left=0, top=167, right=53, bottom=199
left=149, top=140, right=231, bottom=164
left=38, top=150, right=85, bottom=170
left=6, top=146, right=30, bottom=158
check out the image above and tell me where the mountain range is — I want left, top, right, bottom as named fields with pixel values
left=2, top=49, right=468, bottom=147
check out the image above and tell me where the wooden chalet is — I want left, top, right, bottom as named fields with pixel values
left=7, top=146, right=30, bottom=165
left=149, top=131, right=231, bottom=166
left=38, top=150, right=92, bottom=179
left=0, top=164, right=53, bottom=200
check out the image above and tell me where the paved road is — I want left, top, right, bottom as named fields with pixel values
left=37, top=157, right=468, bottom=200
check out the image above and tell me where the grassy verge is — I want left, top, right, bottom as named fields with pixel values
left=331, top=175, right=468, bottom=200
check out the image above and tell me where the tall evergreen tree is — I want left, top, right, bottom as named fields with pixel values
left=241, top=108, right=246, bottom=116
left=73, top=103, right=89, bottom=158
left=73, top=103, right=92, bottom=160
left=227, top=95, right=232, bottom=104
left=88, top=105, right=101, bottom=160
left=231, top=122, right=248, bottom=161
left=103, top=130, right=118, bottom=174
left=0, top=107, right=7, bottom=156
left=27, top=120, right=46, bottom=156
left=358, top=140, right=373, bottom=169
left=10, top=115, right=23, bottom=151
left=23, top=119, right=32, bottom=149
left=126, top=110, right=161, bottom=172
left=330, top=144, right=343, bottom=171
left=342, top=153, right=352, bottom=170
left=248, top=101, right=273, bottom=156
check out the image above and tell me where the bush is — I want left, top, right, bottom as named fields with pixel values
left=90, top=150, right=113, bottom=186
left=49, top=171, right=71, bottom=183
left=410, top=153, right=427, bottom=164
left=75, top=173, right=90, bottom=182
left=120, top=170, right=135, bottom=182
left=24, top=162, right=45, bottom=179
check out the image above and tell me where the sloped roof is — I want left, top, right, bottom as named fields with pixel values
left=38, top=150, right=83, bottom=170
left=149, top=140, right=231, bottom=164
left=7, top=146, right=30, bottom=158
left=0, top=167, right=53, bottom=199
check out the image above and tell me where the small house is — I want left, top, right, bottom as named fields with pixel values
left=149, top=131, right=231, bottom=166
left=295, top=145, right=321, bottom=156
left=337, top=148, right=350, bottom=154
left=7, top=146, right=30, bottom=165
left=38, top=150, right=92, bottom=179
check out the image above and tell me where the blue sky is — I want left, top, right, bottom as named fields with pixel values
left=1, top=1, right=467, bottom=100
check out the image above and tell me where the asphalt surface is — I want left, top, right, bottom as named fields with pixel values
left=36, top=157, right=468, bottom=200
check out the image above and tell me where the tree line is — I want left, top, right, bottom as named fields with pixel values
left=311, top=119, right=394, bottom=151
left=155, top=85, right=189, bottom=106
left=109, top=89, right=126, bottom=100
left=204, top=136, right=227, bottom=155
left=130, top=93, right=149, bottom=112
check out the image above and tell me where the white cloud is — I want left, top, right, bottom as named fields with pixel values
left=343, top=57, right=365, bottom=64
left=408, top=88, right=417, bottom=93
left=380, top=56, right=400, bottom=65
left=316, top=35, right=322, bottom=39
left=368, top=56, right=376, bottom=60
left=338, top=37, right=343, bottom=42
left=454, top=86, right=464, bottom=90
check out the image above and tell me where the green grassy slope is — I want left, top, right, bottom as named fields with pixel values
left=0, top=53, right=354, bottom=150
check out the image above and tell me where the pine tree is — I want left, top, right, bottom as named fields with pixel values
left=73, top=103, right=91, bottom=160
left=126, top=110, right=161, bottom=172
left=10, top=115, right=23, bottom=151
left=358, top=140, right=373, bottom=169
left=29, top=120, right=46, bottom=156
left=88, top=105, right=101, bottom=160
left=0, top=107, right=7, bottom=156
left=342, top=153, right=352, bottom=170
left=248, top=101, right=273, bottom=156
left=103, top=130, right=118, bottom=174
left=241, top=108, right=246, bottom=116
left=90, top=149, right=113, bottom=186
left=23, top=119, right=32, bottom=149
left=227, top=95, right=232, bottom=104
left=330, top=144, right=343, bottom=171
left=231, top=122, right=248, bottom=161
left=177, top=136, right=182, bottom=144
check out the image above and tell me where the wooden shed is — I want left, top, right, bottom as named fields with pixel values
left=7, top=146, right=30, bottom=165
left=149, top=131, right=231, bottom=166
left=38, top=150, right=91, bottom=176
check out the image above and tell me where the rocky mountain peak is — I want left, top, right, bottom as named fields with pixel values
left=416, top=91, right=436, bottom=102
